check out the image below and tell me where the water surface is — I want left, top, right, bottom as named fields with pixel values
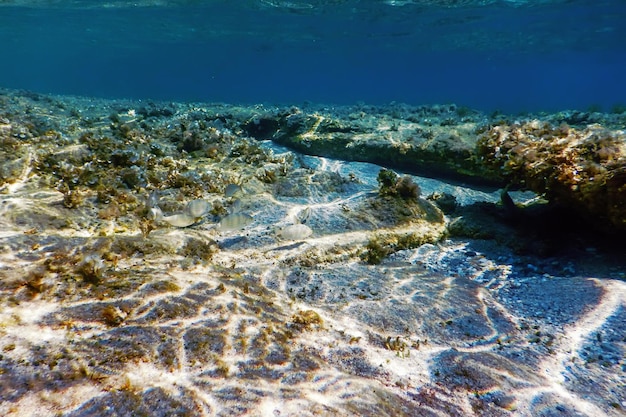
left=1, top=0, right=625, bottom=112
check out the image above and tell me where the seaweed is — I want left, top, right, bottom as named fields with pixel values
left=376, top=168, right=398, bottom=195
left=395, top=175, right=420, bottom=200
left=290, top=310, right=323, bottom=331
left=179, top=237, right=219, bottom=263
left=477, top=120, right=626, bottom=231
left=376, top=169, right=420, bottom=200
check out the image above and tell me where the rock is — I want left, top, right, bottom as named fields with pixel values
left=477, top=120, right=626, bottom=231
left=242, top=106, right=502, bottom=186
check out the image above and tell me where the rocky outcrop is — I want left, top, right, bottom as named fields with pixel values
left=240, top=106, right=626, bottom=232
left=241, top=105, right=503, bottom=186
left=476, top=120, right=626, bottom=231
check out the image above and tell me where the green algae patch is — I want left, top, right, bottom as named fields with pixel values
left=377, top=169, right=421, bottom=200
left=179, top=236, right=219, bottom=263
left=111, top=235, right=178, bottom=257
left=360, top=191, right=445, bottom=227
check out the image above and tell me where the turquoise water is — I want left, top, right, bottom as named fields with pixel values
left=1, top=0, right=625, bottom=112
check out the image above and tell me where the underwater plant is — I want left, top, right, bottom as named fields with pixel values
left=376, top=169, right=420, bottom=200
left=476, top=120, right=626, bottom=231
left=377, top=168, right=399, bottom=195
left=395, top=175, right=420, bottom=200
left=290, top=310, right=323, bottom=331
left=179, top=237, right=219, bottom=263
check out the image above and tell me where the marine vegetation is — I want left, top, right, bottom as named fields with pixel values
left=477, top=120, right=626, bottom=231
left=290, top=309, right=324, bottom=331
left=362, top=228, right=440, bottom=265
left=377, top=169, right=421, bottom=200
left=179, top=237, right=219, bottom=263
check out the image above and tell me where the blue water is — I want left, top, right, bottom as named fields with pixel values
left=1, top=0, right=625, bottom=113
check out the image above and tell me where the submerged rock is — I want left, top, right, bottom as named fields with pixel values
left=477, top=121, right=626, bottom=231
left=241, top=106, right=626, bottom=233
left=242, top=106, right=501, bottom=186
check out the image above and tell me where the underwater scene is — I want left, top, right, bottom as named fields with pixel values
left=0, top=1, right=625, bottom=416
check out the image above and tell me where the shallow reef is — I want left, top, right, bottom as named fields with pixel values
left=477, top=120, right=626, bottom=232
left=242, top=105, right=626, bottom=234
left=0, top=88, right=625, bottom=417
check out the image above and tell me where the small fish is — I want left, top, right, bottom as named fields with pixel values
left=224, top=183, right=243, bottom=198
left=163, top=213, right=197, bottom=228
left=185, top=199, right=210, bottom=218
left=147, top=207, right=164, bottom=222
left=296, top=206, right=311, bottom=224
left=230, top=198, right=242, bottom=213
left=147, top=190, right=160, bottom=208
left=217, top=213, right=253, bottom=231
left=278, top=224, right=312, bottom=241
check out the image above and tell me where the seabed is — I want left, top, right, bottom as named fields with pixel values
left=0, top=89, right=624, bottom=416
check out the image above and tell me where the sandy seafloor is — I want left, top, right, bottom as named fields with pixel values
left=0, top=89, right=624, bottom=416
